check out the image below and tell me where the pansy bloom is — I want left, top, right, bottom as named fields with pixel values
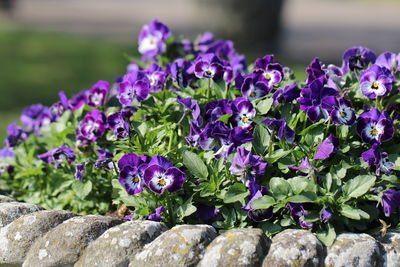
left=341, top=46, right=376, bottom=73
left=118, top=153, right=151, bottom=195
left=107, top=110, right=132, bottom=140
left=244, top=189, right=273, bottom=222
left=38, top=146, right=75, bottom=168
left=118, top=73, right=150, bottom=106
left=272, top=82, right=300, bottom=107
left=143, top=156, right=186, bottom=194
left=289, top=157, right=311, bottom=175
left=95, top=149, right=114, bottom=170
left=261, top=118, right=295, bottom=143
left=177, top=96, right=201, bottom=124
left=314, top=134, right=339, bottom=160
left=362, top=143, right=394, bottom=175
left=76, top=110, right=107, bottom=143
left=0, top=148, right=14, bottom=176
left=195, top=204, right=220, bottom=222
left=75, top=164, right=85, bottom=182
left=321, top=96, right=356, bottom=126
left=193, top=53, right=224, bottom=80
left=147, top=206, right=166, bottom=221
left=235, top=74, right=269, bottom=101
left=87, top=80, right=110, bottom=108
left=231, top=98, right=256, bottom=129
left=4, top=122, right=28, bottom=148
left=320, top=208, right=333, bottom=223
left=229, top=147, right=267, bottom=179
left=376, top=51, right=400, bottom=73
left=138, top=19, right=170, bottom=60
left=287, top=203, right=313, bottom=229
left=360, top=64, right=395, bottom=99
left=253, top=55, right=284, bottom=89
left=144, top=63, right=167, bottom=92
left=169, top=59, right=194, bottom=88
left=357, top=108, right=394, bottom=144
left=381, top=189, right=400, bottom=217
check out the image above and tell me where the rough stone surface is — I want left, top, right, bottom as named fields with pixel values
left=197, top=228, right=271, bottom=267
left=75, top=220, right=168, bottom=267
left=375, top=230, right=400, bottom=267
left=129, top=224, right=217, bottom=267
left=0, top=202, right=44, bottom=228
left=0, top=195, right=15, bottom=203
left=23, top=215, right=122, bottom=267
left=262, top=229, right=324, bottom=267
left=0, top=210, right=78, bottom=266
left=325, top=233, right=383, bottom=267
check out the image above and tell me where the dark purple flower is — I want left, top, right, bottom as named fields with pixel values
left=193, top=53, right=224, bottom=80
left=69, top=90, right=89, bottom=111
left=272, top=82, right=300, bottom=106
left=20, top=104, right=54, bottom=134
left=107, top=110, right=132, bottom=140
left=147, top=206, right=166, bottom=221
left=235, top=74, right=269, bottom=101
left=58, top=91, right=69, bottom=110
left=76, top=110, right=107, bottom=143
left=144, top=63, right=167, bottom=92
left=118, top=73, right=150, bottom=106
left=360, top=64, right=395, bottom=99
left=253, top=55, right=283, bottom=89
left=289, top=157, right=311, bottom=175
left=321, top=96, right=356, bottom=126
left=74, top=164, right=85, bottom=181
left=123, top=213, right=135, bottom=221
left=381, top=189, right=400, bottom=217
left=314, top=134, right=339, bottom=161
left=4, top=122, right=28, bottom=148
left=0, top=148, right=14, bottom=176
left=229, top=147, right=267, bottom=179
left=361, top=143, right=394, bottom=175
left=244, top=190, right=273, bottom=222
left=127, top=62, right=140, bottom=73
left=169, top=59, right=193, bottom=88
left=287, top=203, right=314, bottom=229
left=177, top=96, right=201, bottom=124
left=320, top=208, right=333, bottom=223
left=118, top=153, right=151, bottom=195
left=138, top=19, right=170, bottom=60
left=196, top=204, right=220, bottom=222
left=143, top=156, right=186, bottom=194
left=376, top=52, right=400, bottom=73
left=298, top=77, right=338, bottom=122
left=231, top=98, right=256, bottom=129
left=204, top=99, right=232, bottom=122
left=261, top=118, right=295, bottom=143
left=341, top=46, right=376, bottom=73
left=357, top=108, right=394, bottom=144
left=95, top=149, right=114, bottom=170
left=38, top=146, right=75, bottom=168
left=87, top=80, right=110, bottom=108
left=306, top=58, right=326, bottom=83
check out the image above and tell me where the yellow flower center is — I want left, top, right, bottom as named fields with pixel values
left=249, top=91, right=256, bottom=97
left=371, top=128, right=378, bottom=135
left=205, top=70, right=212, bottom=76
left=264, top=73, right=272, bottom=80
left=371, top=82, right=379, bottom=90
left=242, top=116, right=248, bottom=122
left=340, top=111, right=346, bottom=117
left=158, top=178, right=166, bottom=186
left=133, top=176, right=140, bottom=183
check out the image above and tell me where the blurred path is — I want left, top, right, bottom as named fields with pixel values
left=1, top=0, right=400, bottom=62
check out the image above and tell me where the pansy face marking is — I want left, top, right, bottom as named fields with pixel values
left=337, top=105, right=354, bottom=124
left=364, top=122, right=383, bottom=141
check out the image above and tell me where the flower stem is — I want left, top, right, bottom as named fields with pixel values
left=325, top=118, right=331, bottom=137
left=166, top=194, right=176, bottom=226
left=167, top=130, right=174, bottom=152
left=268, top=130, right=274, bottom=157
left=206, top=78, right=212, bottom=99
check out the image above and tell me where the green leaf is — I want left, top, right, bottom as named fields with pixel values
left=72, top=180, right=92, bottom=199
left=255, top=98, right=273, bottom=114
left=269, top=177, right=292, bottom=200
left=288, top=176, right=316, bottom=195
left=252, top=124, right=270, bottom=155
left=224, top=183, right=248, bottom=204
left=342, top=175, right=376, bottom=201
left=183, top=151, right=208, bottom=179
left=177, top=197, right=197, bottom=219
left=260, top=222, right=282, bottom=236
left=288, top=192, right=318, bottom=203
left=340, top=204, right=370, bottom=220
left=266, top=149, right=292, bottom=164
left=316, top=223, right=336, bottom=246
left=299, top=120, right=324, bottom=135
left=217, top=113, right=232, bottom=124
left=251, top=195, right=276, bottom=210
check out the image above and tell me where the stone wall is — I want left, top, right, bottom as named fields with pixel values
left=0, top=195, right=399, bottom=267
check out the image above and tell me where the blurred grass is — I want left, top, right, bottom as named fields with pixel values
left=0, top=27, right=306, bottom=142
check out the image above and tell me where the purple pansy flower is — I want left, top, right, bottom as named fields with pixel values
left=244, top=189, right=273, bottom=222
left=0, top=148, right=14, bottom=176
left=376, top=52, right=400, bottom=73
left=38, top=146, right=75, bottom=168
left=360, top=64, right=395, bottom=99
left=118, top=153, right=151, bottom=195
left=107, top=110, right=132, bottom=140
left=272, top=82, right=300, bottom=107
left=321, top=96, right=356, bottom=126
left=204, top=99, right=232, bottom=122
left=143, top=156, right=186, bottom=194
left=95, top=149, right=114, bottom=170
left=298, top=77, right=338, bottom=123
left=287, top=203, right=314, bottom=229
left=196, top=204, right=220, bottom=222
left=361, top=143, right=394, bottom=175
left=147, top=206, right=166, bottom=221
left=118, top=73, right=150, bottom=106
left=75, top=164, right=85, bottom=181
left=144, top=63, right=167, bottom=92
left=69, top=90, right=89, bottom=111
left=261, top=118, right=295, bottom=143
left=341, top=46, right=376, bottom=73
left=381, top=189, right=400, bottom=217
left=320, top=208, right=333, bottom=223
left=306, top=58, right=326, bottom=84
left=253, top=55, right=283, bottom=89
left=169, top=59, right=193, bottom=88
left=357, top=108, right=394, bottom=144
left=87, top=80, right=110, bottom=108
left=231, top=98, right=256, bottom=129
left=193, top=53, right=224, bottom=80
left=4, top=122, right=28, bottom=148
left=314, top=134, right=339, bottom=161
left=229, top=147, right=267, bottom=179
left=235, top=74, right=269, bottom=101
left=177, top=96, right=201, bottom=124
left=289, top=157, right=311, bottom=175
left=76, top=110, right=107, bottom=143
left=20, top=104, right=55, bottom=134
left=138, top=19, right=170, bottom=60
